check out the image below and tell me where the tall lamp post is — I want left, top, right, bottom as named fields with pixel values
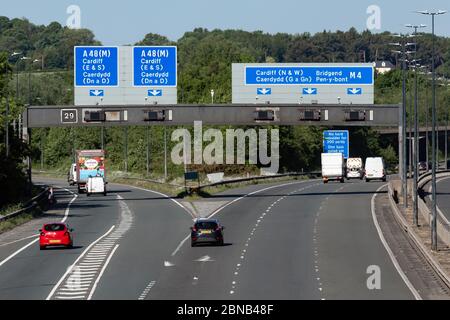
left=405, top=23, right=426, bottom=226
left=416, top=9, right=447, bottom=251
left=391, top=36, right=415, bottom=209
left=5, top=52, right=22, bottom=156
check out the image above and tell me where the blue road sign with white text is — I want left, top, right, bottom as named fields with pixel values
left=245, top=66, right=373, bottom=85
left=133, top=46, right=177, bottom=87
left=75, top=46, right=118, bottom=87
left=323, top=130, right=349, bottom=159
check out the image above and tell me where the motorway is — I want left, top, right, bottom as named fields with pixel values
left=0, top=178, right=419, bottom=300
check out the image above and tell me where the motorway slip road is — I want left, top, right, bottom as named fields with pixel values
left=0, top=177, right=435, bottom=300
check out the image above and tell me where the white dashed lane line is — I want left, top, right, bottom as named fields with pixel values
left=229, top=183, right=321, bottom=296
left=138, top=281, right=157, bottom=300
left=311, top=184, right=346, bottom=299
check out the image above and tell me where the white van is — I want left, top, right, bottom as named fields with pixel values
left=86, top=176, right=107, bottom=196
left=364, top=157, right=386, bottom=182
left=68, top=163, right=77, bottom=186
left=346, top=158, right=363, bottom=179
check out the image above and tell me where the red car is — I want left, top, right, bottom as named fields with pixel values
left=39, top=223, right=73, bottom=250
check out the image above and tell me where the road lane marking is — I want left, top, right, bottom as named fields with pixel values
left=49, top=194, right=134, bottom=300
left=46, top=225, right=115, bottom=300
left=60, top=187, right=78, bottom=223
left=87, top=244, right=119, bottom=300
left=0, top=238, right=39, bottom=268
left=118, top=184, right=194, bottom=219
left=371, top=184, right=422, bottom=300
left=138, top=281, right=156, bottom=300
left=0, top=234, right=39, bottom=247
left=171, top=235, right=190, bottom=256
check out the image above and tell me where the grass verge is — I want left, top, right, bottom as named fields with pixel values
left=0, top=205, right=44, bottom=234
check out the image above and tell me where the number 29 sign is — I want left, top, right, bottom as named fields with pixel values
left=61, top=109, right=78, bottom=124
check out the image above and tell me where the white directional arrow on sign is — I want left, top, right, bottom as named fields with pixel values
left=148, top=89, right=162, bottom=96
left=347, top=88, right=362, bottom=95
left=303, top=88, right=317, bottom=95
left=257, top=88, right=272, bottom=95
left=89, top=89, right=104, bottom=97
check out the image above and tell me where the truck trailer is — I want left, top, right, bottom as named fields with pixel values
left=75, top=150, right=106, bottom=195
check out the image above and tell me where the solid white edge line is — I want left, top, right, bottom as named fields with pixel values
left=0, top=234, right=39, bottom=247
left=170, top=179, right=317, bottom=256
left=171, top=235, right=190, bottom=257
left=371, top=184, right=422, bottom=300
left=59, top=187, right=78, bottom=223
left=87, top=244, right=119, bottom=300
left=0, top=186, right=77, bottom=269
left=114, top=183, right=194, bottom=219
left=0, top=238, right=39, bottom=268
left=46, top=225, right=116, bottom=300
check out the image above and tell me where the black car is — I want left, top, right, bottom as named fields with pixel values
left=190, top=219, right=224, bottom=247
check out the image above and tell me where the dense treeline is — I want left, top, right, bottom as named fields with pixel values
left=1, top=17, right=450, bottom=207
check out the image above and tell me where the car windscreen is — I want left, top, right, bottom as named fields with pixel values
left=195, top=222, right=218, bottom=230
left=44, top=224, right=66, bottom=232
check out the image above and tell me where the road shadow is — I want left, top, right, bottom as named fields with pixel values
left=41, top=245, right=83, bottom=250
left=192, top=242, right=233, bottom=248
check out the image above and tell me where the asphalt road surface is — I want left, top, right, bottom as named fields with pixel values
left=0, top=178, right=415, bottom=300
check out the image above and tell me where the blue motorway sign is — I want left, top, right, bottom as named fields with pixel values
left=245, top=66, right=373, bottom=85
left=75, top=46, right=118, bottom=87
left=323, top=130, right=349, bottom=159
left=133, top=46, right=177, bottom=87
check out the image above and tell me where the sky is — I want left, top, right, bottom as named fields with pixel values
left=1, top=0, right=449, bottom=45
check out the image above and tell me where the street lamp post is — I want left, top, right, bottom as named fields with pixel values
left=5, top=52, right=22, bottom=156
left=17, top=56, right=30, bottom=139
left=405, top=23, right=426, bottom=226
left=416, top=9, right=447, bottom=251
left=392, top=36, right=415, bottom=209
left=3, top=60, right=10, bottom=158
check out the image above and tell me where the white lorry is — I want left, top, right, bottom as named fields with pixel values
left=321, top=153, right=345, bottom=183
left=346, top=157, right=364, bottom=180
